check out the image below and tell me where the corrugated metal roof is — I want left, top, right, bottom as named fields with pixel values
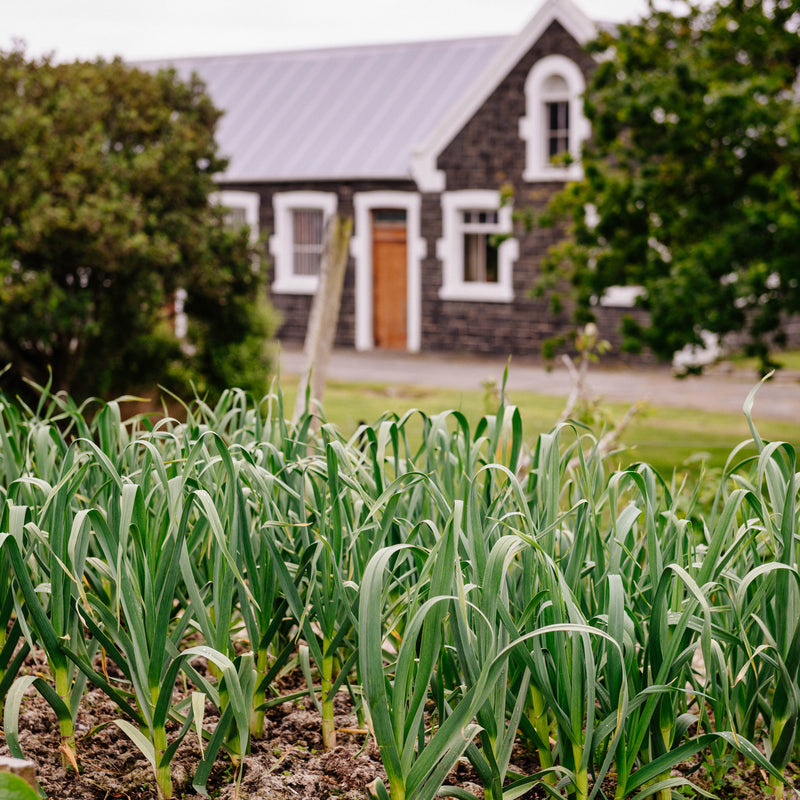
left=137, top=37, right=507, bottom=182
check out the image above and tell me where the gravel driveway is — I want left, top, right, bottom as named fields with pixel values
left=278, top=346, right=800, bottom=423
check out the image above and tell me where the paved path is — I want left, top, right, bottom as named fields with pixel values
left=277, top=346, right=800, bottom=423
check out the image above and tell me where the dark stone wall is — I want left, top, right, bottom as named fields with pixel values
left=419, top=185, right=583, bottom=359
left=593, top=305, right=656, bottom=364
left=222, top=22, right=645, bottom=362
left=422, top=22, right=604, bottom=357
left=422, top=20, right=605, bottom=359
left=436, top=21, right=594, bottom=190
left=220, top=178, right=415, bottom=347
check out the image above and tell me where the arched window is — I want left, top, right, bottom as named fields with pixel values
left=519, top=55, right=588, bottom=181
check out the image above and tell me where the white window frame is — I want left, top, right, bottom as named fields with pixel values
left=351, top=191, right=425, bottom=352
left=212, top=190, right=260, bottom=241
left=519, top=55, right=588, bottom=182
left=436, top=190, right=518, bottom=303
left=599, top=285, right=645, bottom=307
left=270, top=191, right=337, bottom=294
left=180, top=191, right=260, bottom=341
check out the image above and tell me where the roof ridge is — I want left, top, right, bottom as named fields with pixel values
left=133, top=33, right=511, bottom=67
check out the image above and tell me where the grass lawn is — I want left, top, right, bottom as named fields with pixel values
left=278, top=375, right=799, bottom=480
left=729, top=348, right=800, bottom=373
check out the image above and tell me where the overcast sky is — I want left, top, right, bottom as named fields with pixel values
left=4, top=0, right=651, bottom=63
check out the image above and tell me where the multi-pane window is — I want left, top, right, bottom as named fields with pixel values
left=546, top=100, right=569, bottom=160
left=214, top=191, right=260, bottom=237
left=292, top=209, right=325, bottom=276
left=438, top=190, right=517, bottom=303
left=271, top=192, right=336, bottom=294
left=223, top=206, right=249, bottom=229
left=462, top=210, right=500, bottom=283
left=520, top=55, right=586, bottom=181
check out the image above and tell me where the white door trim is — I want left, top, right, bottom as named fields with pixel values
left=351, top=191, right=425, bottom=352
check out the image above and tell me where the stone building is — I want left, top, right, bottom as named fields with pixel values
left=143, top=0, right=638, bottom=357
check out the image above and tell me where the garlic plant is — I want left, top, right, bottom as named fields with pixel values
left=0, top=378, right=796, bottom=799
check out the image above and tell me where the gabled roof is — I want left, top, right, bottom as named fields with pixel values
left=411, top=0, right=596, bottom=190
left=137, top=0, right=596, bottom=185
left=139, top=37, right=506, bottom=183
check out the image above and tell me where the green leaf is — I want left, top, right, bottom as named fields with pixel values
left=113, top=719, right=157, bottom=771
left=4, top=675, right=72, bottom=760
left=0, top=773, right=39, bottom=800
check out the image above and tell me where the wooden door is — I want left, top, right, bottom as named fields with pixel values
left=372, top=210, right=407, bottom=350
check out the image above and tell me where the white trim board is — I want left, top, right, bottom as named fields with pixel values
left=351, top=191, right=425, bottom=352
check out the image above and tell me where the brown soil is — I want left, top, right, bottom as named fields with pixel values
left=2, top=679, right=798, bottom=799
left=1, top=680, right=386, bottom=800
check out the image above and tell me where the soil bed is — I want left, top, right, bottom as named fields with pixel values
left=1, top=679, right=385, bottom=799
left=3, top=679, right=798, bottom=799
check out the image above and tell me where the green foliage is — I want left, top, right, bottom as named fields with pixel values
left=0, top=381, right=798, bottom=798
left=543, top=0, right=800, bottom=369
left=0, top=773, right=39, bottom=800
left=0, top=47, right=276, bottom=402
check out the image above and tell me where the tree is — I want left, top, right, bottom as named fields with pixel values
left=0, top=48, right=276, bottom=402
left=541, top=0, right=800, bottom=369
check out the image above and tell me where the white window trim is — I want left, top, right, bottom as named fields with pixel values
left=183, top=191, right=260, bottom=340
left=436, top=190, right=518, bottom=304
left=599, top=285, right=645, bottom=307
left=269, top=191, right=337, bottom=295
left=519, top=54, right=589, bottom=182
left=410, top=0, right=595, bottom=192
left=212, top=190, right=260, bottom=241
left=351, top=191, right=426, bottom=352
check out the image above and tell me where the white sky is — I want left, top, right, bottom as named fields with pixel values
left=4, top=0, right=651, bottom=63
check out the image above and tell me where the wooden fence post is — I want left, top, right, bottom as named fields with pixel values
left=293, top=215, right=353, bottom=425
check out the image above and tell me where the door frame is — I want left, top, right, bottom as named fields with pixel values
left=352, top=191, right=424, bottom=352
